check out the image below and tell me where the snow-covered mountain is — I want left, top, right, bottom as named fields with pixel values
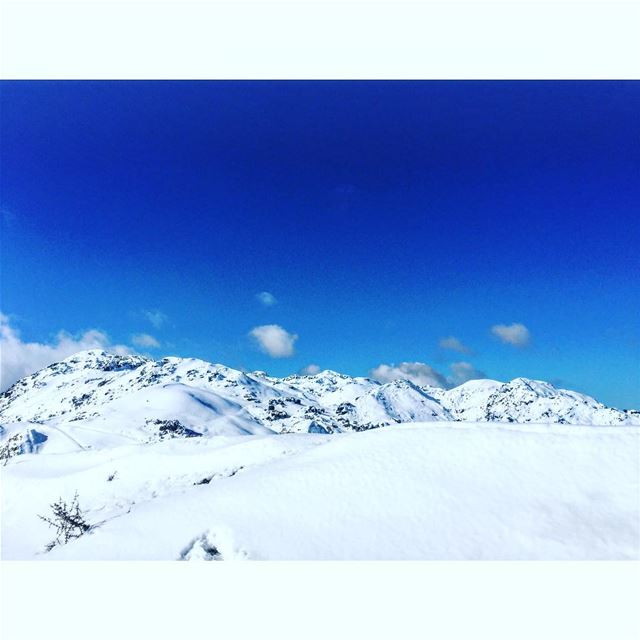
left=2, top=350, right=639, bottom=561
left=1, top=349, right=638, bottom=462
left=438, top=377, right=640, bottom=425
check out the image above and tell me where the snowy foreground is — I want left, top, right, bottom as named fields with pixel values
left=2, top=422, right=638, bottom=560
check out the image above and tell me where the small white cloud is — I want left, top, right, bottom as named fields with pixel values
left=370, top=361, right=449, bottom=388
left=131, top=333, right=160, bottom=348
left=299, top=364, right=320, bottom=375
left=143, top=309, right=168, bottom=329
left=0, top=312, right=134, bottom=391
left=249, top=324, right=298, bottom=358
left=256, top=291, right=277, bottom=307
left=438, top=336, right=472, bottom=354
left=448, top=361, right=487, bottom=386
left=491, top=323, right=531, bottom=347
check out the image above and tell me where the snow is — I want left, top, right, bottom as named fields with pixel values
left=2, top=350, right=637, bottom=440
left=1, top=350, right=639, bottom=560
left=2, top=423, right=638, bottom=560
left=348, top=379, right=452, bottom=426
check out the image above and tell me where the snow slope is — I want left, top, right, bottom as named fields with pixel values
left=2, top=423, right=638, bottom=560
left=1, top=350, right=638, bottom=560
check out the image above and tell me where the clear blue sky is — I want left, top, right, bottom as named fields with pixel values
left=1, top=81, right=638, bottom=407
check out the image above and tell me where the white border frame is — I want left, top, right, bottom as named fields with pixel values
left=2, top=1, right=640, bottom=79
left=1, top=2, right=639, bottom=638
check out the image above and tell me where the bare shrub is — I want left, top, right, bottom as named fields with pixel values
left=39, top=492, right=91, bottom=551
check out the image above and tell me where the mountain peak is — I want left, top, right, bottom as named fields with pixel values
left=452, top=378, right=502, bottom=392
left=62, top=348, right=109, bottom=360
left=61, top=349, right=149, bottom=370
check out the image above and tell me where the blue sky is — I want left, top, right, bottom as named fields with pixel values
left=1, top=81, right=638, bottom=407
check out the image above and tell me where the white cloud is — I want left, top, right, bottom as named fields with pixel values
left=370, top=361, right=449, bottom=388
left=249, top=324, right=298, bottom=358
left=448, top=361, right=487, bottom=386
left=131, top=333, right=160, bottom=348
left=370, top=360, right=490, bottom=389
left=491, top=323, right=531, bottom=347
left=143, top=309, right=168, bottom=329
left=299, top=364, right=320, bottom=375
left=256, top=291, right=277, bottom=307
left=0, top=313, right=134, bottom=391
left=438, top=336, right=472, bottom=354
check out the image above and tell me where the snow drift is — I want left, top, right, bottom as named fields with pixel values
left=2, top=424, right=638, bottom=560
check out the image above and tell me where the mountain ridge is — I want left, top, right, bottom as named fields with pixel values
left=1, top=349, right=637, bottom=461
